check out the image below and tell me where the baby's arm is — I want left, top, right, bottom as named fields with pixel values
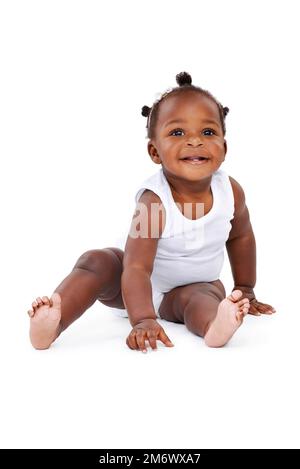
left=122, top=190, right=174, bottom=352
left=226, top=177, right=276, bottom=315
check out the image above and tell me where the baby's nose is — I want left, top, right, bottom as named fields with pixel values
left=187, top=139, right=203, bottom=146
left=186, top=134, right=204, bottom=145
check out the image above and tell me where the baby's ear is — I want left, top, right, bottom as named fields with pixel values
left=223, top=139, right=227, bottom=157
left=148, top=141, right=161, bottom=164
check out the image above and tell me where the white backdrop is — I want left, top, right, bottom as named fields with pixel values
left=1, top=0, right=299, bottom=449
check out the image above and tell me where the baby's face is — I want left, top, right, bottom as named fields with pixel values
left=148, top=91, right=227, bottom=181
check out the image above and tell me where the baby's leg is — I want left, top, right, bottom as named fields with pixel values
left=158, top=281, right=250, bottom=347
left=28, top=247, right=125, bottom=349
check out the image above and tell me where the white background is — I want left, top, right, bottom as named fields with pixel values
left=1, top=0, right=299, bottom=449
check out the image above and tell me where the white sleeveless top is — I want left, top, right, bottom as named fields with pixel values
left=114, top=167, right=235, bottom=294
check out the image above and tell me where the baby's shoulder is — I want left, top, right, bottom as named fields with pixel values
left=134, top=189, right=166, bottom=238
left=228, top=176, right=246, bottom=215
left=136, top=188, right=163, bottom=204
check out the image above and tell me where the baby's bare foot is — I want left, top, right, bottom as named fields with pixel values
left=204, top=290, right=250, bottom=347
left=28, top=293, right=61, bottom=349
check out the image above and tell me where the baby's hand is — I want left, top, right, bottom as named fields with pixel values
left=126, top=319, right=174, bottom=353
left=234, top=287, right=276, bottom=316
left=248, top=298, right=276, bottom=316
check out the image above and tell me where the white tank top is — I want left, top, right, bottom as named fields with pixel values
left=132, top=167, right=235, bottom=293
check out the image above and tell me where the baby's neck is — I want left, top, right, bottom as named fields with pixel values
left=165, top=173, right=212, bottom=202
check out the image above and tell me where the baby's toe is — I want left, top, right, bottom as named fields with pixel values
left=236, top=304, right=249, bottom=320
left=235, top=310, right=244, bottom=321
left=229, top=290, right=243, bottom=301
left=36, top=297, right=43, bottom=306
left=42, top=296, right=50, bottom=304
left=237, top=298, right=249, bottom=308
left=27, top=309, right=34, bottom=317
left=32, top=300, right=38, bottom=308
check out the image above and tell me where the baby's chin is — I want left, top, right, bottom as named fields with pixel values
left=162, top=160, right=221, bottom=179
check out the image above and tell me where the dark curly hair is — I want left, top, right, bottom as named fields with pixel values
left=141, top=72, right=229, bottom=139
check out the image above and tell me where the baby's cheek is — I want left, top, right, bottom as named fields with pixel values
left=211, top=140, right=225, bottom=151
left=210, top=142, right=226, bottom=160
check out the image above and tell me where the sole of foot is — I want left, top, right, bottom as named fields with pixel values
left=204, top=290, right=250, bottom=348
left=28, top=292, right=62, bottom=350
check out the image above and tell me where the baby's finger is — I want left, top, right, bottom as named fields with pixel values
left=260, top=302, right=276, bottom=314
left=256, top=303, right=273, bottom=314
left=147, top=331, right=158, bottom=350
left=126, top=333, right=138, bottom=351
left=136, top=331, right=147, bottom=353
left=158, top=329, right=174, bottom=347
left=126, top=336, right=132, bottom=350
left=249, top=303, right=261, bottom=316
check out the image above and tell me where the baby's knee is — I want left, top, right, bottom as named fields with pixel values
left=74, top=249, right=121, bottom=275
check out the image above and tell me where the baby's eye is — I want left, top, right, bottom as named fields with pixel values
left=169, top=128, right=216, bottom=137
left=170, top=128, right=184, bottom=136
left=203, top=128, right=216, bottom=136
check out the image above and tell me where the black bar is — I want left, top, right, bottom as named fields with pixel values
left=0, top=449, right=294, bottom=466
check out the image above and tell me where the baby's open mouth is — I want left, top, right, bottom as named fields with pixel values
left=180, top=156, right=209, bottom=164
left=181, top=156, right=208, bottom=161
